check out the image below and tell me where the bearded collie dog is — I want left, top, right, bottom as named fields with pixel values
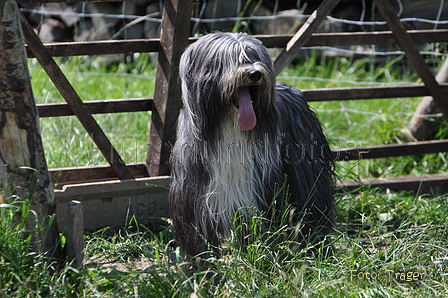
left=168, top=32, right=335, bottom=258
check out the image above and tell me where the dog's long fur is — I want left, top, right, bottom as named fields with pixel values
left=169, top=32, right=335, bottom=258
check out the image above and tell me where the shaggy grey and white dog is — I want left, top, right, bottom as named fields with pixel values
left=169, top=32, right=335, bottom=258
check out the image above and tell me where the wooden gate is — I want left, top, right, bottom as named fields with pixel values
left=11, top=0, right=448, bottom=230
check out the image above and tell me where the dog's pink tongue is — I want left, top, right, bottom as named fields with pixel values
left=236, top=88, right=256, bottom=131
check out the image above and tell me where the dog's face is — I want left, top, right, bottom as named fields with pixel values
left=179, top=33, right=276, bottom=132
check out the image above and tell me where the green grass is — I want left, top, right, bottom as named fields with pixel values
left=0, top=51, right=442, bottom=297
left=31, top=54, right=156, bottom=168
left=1, top=188, right=447, bottom=297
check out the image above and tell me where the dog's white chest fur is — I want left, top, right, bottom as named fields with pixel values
left=204, top=117, right=279, bottom=235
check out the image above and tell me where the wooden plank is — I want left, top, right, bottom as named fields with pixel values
left=146, top=0, right=193, bottom=176
left=302, top=83, right=448, bottom=102
left=1, top=0, right=61, bottom=258
left=37, top=98, right=152, bottom=118
left=36, top=84, right=448, bottom=119
left=375, top=0, right=448, bottom=120
left=25, top=30, right=448, bottom=58
left=340, top=173, right=448, bottom=194
left=50, top=163, right=148, bottom=188
left=21, top=14, right=134, bottom=180
left=408, top=58, right=448, bottom=140
left=35, top=84, right=448, bottom=119
left=26, top=39, right=160, bottom=58
left=49, top=138, right=448, bottom=187
left=66, top=200, right=84, bottom=268
left=268, top=29, right=448, bottom=48
left=274, top=0, right=341, bottom=75
left=335, top=139, right=448, bottom=161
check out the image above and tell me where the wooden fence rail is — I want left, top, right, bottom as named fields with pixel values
left=37, top=98, right=152, bottom=117
left=302, top=84, right=448, bottom=102
left=25, top=30, right=448, bottom=58
left=35, top=83, right=448, bottom=119
left=37, top=83, right=448, bottom=118
left=48, top=138, right=448, bottom=189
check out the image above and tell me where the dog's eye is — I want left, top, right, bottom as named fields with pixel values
left=244, top=46, right=259, bottom=62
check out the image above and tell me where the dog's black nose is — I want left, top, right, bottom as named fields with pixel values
left=249, top=69, right=262, bottom=82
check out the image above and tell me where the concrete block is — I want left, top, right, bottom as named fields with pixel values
left=55, top=176, right=170, bottom=231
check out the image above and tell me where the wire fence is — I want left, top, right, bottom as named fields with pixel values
left=24, top=0, right=448, bottom=117
left=19, top=0, right=448, bottom=66
left=20, top=0, right=448, bottom=28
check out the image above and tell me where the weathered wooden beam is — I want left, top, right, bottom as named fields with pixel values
left=375, top=0, right=448, bottom=120
left=340, top=173, right=448, bottom=194
left=34, top=84, right=448, bottom=119
left=37, top=98, right=152, bottom=118
left=302, top=83, right=448, bottom=102
left=21, top=13, right=134, bottom=181
left=0, top=0, right=61, bottom=258
left=274, top=0, right=341, bottom=75
left=334, top=139, right=448, bottom=161
left=66, top=200, right=84, bottom=268
left=26, top=39, right=160, bottom=58
left=35, top=84, right=448, bottom=119
left=48, top=138, right=448, bottom=187
left=50, top=163, right=147, bottom=189
left=271, top=29, right=448, bottom=48
left=146, top=0, right=193, bottom=176
left=408, top=59, right=448, bottom=140
left=24, top=29, right=448, bottom=58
